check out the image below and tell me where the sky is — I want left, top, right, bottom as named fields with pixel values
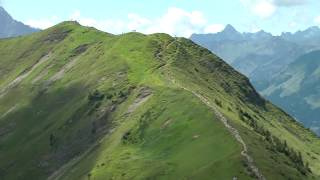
left=1, top=0, right=320, bottom=37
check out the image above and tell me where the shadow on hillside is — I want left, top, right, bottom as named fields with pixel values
left=0, top=83, right=115, bottom=179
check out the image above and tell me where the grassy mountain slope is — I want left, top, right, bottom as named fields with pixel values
left=262, top=50, right=320, bottom=135
left=0, top=22, right=319, bottom=180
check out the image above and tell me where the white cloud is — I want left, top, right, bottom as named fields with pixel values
left=240, top=0, right=307, bottom=18
left=127, top=13, right=151, bottom=30
left=204, top=24, right=225, bottom=33
left=249, top=24, right=262, bottom=32
left=189, top=11, right=207, bottom=26
left=70, top=7, right=212, bottom=37
left=289, top=21, right=297, bottom=28
left=143, top=7, right=209, bottom=37
left=25, top=7, right=226, bottom=37
left=272, top=0, right=307, bottom=7
left=25, top=16, right=58, bottom=29
left=253, top=1, right=276, bottom=18
left=70, top=7, right=224, bottom=37
left=240, top=0, right=276, bottom=18
left=70, top=10, right=81, bottom=20
left=314, top=16, right=320, bottom=25
left=69, top=10, right=127, bottom=33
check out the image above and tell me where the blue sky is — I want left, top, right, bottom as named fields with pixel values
left=1, top=0, right=320, bottom=37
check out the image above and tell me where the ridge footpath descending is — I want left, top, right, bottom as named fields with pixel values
left=164, top=38, right=264, bottom=179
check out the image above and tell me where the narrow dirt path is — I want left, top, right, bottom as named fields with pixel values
left=168, top=75, right=265, bottom=180
left=163, top=38, right=265, bottom=180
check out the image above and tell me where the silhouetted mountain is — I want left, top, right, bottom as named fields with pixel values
left=0, top=6, right=38, bottom=38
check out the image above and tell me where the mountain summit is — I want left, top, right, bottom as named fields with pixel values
left=0, top=22, right=319, bottom=179
left=190, top=24, right=243, bottom=43
left=223, top=24, right=238, bottom=34
left=0, top=6, right=38, bottom=38
left=218, top=24, right=243, bottom=41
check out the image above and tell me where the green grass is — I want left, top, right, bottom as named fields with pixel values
left=0, top=21, right=319, bottom=180
left=59, top=89, right=248, bottom=180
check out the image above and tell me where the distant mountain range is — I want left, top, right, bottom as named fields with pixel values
left=0, top=6, right=38, bottom=38
left=191, top=25, right=320, bottom=135
left=191, top=25, right=320, bottom=90
left=281, top=27, right=320, bottom=46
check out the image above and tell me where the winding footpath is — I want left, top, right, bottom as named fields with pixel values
left=165, top=38, right=265, bottom=180
left=169, top=76, right=265, bottom=180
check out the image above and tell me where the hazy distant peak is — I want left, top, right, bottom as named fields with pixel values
left=306, top=26, right=320, bottom=31
left=256, top=30, right=269, bottom=34
left=223, top=24, right=238, bottom=33
left=303, top=26, right=320, bottom=34
left=254, top=30, right=272, bottom=38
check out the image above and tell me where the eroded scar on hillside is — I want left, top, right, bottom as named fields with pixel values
left=0, top=53, right=52, bottom=98
left=126, top=87, right=153, bottom=114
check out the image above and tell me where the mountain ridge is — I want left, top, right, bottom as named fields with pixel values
left=0, top=21, right=319, bottom=179
left=192, top=24, right=320, bottom=42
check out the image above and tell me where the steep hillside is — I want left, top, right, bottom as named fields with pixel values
left=0, top=22, right=319, bottom=180
left=262, top=50, right=320, bottom=135
left=0, top=6, right=38, bottom=38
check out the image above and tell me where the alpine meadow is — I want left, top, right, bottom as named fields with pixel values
left=1, top=1, right=320, bottom=180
